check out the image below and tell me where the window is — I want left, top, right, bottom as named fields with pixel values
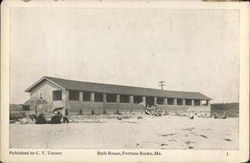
left=106, top=93, right=116, bottom=103
left=201, top=100, right=208, bottom=106
left=82, top=91, right=90, bottom=101
left=95, top=93, right=103, bottom=102
left=120, top=95, right=129, bottom=103
left=146, top=96, right=154, bottom=106
left=53, top=90, right=62, bottom=101
left=167, top=98, right=174, bottom=105
left=69, top=90, right=79, bottom=101
left=134, top=96, right=142, bottom=103
left=177, top=99, right=183, bottom=105
left=194, top=100, right=201, bottom=106
left=157, top=97, right=164, bottom=105
left=185, top=99, right=192, bottom=106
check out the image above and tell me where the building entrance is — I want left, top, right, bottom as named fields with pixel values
left=146, top=96, right=154, bottom=106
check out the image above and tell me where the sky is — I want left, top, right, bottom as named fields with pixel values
left=10, top=8, right=239, bottom=104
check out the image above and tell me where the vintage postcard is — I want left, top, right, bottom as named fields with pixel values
left=1, top=0, right=249, bottom=162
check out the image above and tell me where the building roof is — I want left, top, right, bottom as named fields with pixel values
left=25, top=76, right=212, bottom=100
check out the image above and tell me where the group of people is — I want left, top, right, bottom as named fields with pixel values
left=30, top=111, right=69, bottom=124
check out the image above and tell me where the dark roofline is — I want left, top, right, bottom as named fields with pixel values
left=46, top=76, right=200, bottom=94
left=25, top=76, right=212, bottom=100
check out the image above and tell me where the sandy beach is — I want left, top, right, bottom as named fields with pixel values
left=10, top=114, right=238, bottom=149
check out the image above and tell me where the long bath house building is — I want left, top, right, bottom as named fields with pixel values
left=25, top=76, right=212, bottom=115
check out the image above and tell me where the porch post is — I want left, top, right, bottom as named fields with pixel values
left=90, top=92, right=95, bottom=102
left=79, top=91, right=83, bottom=101
left=173, top=98, right=177, bottom=105
left=116, top=94, right=120, bottom=103
left=154, top=97, right=157, bottom=105
left=164, top=98, right=168, bottom=105
left=206, top=100, right=210, bottom=105
left=191, top=99, right=194, bottom=106
left=103, top=93, right=107, bottom=102
left=129, top=95, right=134, bottom=104
left=182, top=99, right=185, bottom=106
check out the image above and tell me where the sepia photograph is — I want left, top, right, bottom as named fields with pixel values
left=1, top=0, right=249, bottom=162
